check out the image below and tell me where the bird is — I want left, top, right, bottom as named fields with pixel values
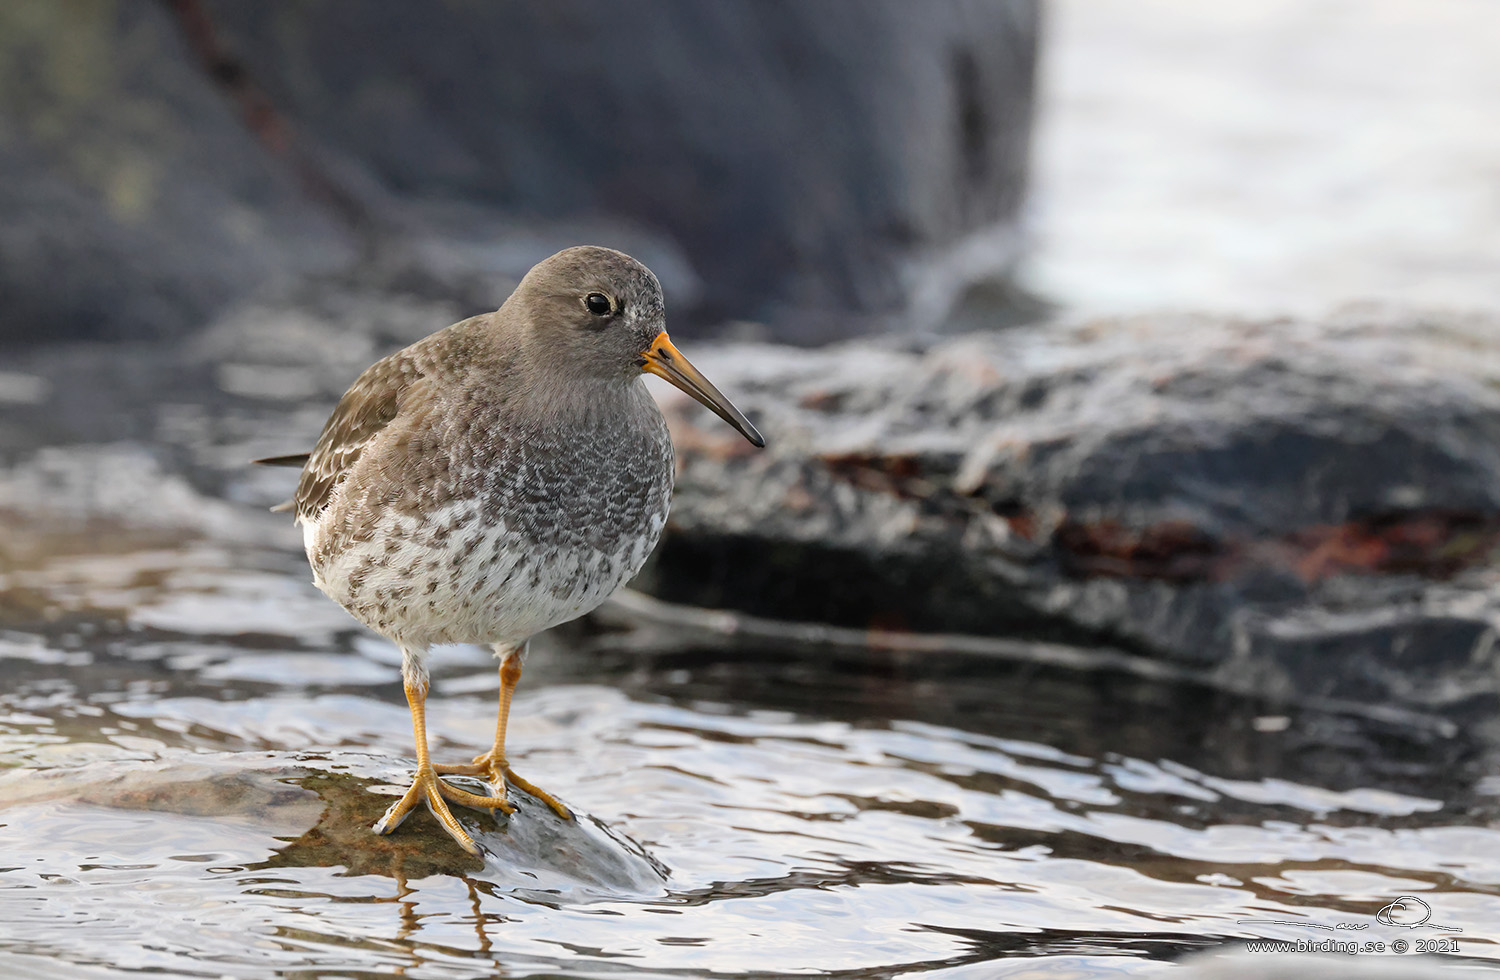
left=255, top=246, right=765, bottom=855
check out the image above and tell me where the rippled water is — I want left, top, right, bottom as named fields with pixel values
left=4, top=510, right=1500, bottom=977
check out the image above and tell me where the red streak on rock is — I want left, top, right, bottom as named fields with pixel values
left=821, top=452, right=935, bottom=499
left=814, top=449, right=1500, bottom=585
left=1054, top=519, right=1228, bottom=583
left=1288, top=511, right=1500, bottom=581
left=1055, top=511, right=1500, bottom=584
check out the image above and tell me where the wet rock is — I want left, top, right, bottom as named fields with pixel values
left=637, top=307, right=1500, bottom=718
left=0, top=750, right=667, bottom=893
left=0, top=0, right=1038, bottom=346
left=267, top=761, right=670, bottom=896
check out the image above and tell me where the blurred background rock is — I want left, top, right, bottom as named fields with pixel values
left=5, top=1, right=1497, bottom=349
left=0, top=0, right=1038, bottom=345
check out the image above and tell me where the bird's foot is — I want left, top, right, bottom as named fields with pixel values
left=372, top=762, right=516, bottom=855
left=434, top=752, right=574, bottom=820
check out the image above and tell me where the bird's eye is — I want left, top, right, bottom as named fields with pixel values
left=585, top=293, right=613, bottom=316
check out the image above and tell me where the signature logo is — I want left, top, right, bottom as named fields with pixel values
left=1375, top=895, right=1461, bottom=932
left=1238, top=895, right=1462, bottom=934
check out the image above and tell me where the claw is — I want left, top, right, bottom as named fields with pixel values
left=372, top=763, right=515, bottom=855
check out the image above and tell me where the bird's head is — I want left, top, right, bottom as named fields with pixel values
left=511, top=246, right=765, bottom=448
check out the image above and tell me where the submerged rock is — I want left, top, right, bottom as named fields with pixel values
left=638, top=307, right=1500, bottom=718
left=265, top=760, right=670, bottom=896
left=0, top=750, right=667, bottom=894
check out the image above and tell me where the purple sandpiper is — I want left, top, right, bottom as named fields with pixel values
left=257, top=246, right=764, bottom=854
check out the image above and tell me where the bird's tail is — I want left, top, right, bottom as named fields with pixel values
left=252, top=453, right=311, bottom=467
left=252, top=453, right=308, bottom=513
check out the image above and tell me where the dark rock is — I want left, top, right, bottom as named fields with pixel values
left=0, top=0, right=1037, bottom=346
left=636, top=307, right=1500, bottom=717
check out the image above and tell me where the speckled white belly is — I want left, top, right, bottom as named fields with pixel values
left=306, top=497, right=668, bottom=648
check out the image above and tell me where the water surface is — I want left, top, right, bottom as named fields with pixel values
left=3, top=506, right=1498, bottom=978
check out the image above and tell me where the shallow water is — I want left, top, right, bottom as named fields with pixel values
left=3, top=508, right=1500, bottom=978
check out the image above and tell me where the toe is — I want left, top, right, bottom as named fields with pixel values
left=432, top=762, right=484, bottom=775
left=372, top=779, right=424, bottom=835
left=504, top=767, right=573, bottom=819
left=372, top=767, right=484, bottom=855
left=421, top=780, right=481, bottom=854
left=437, top=777, right=516, bottom=811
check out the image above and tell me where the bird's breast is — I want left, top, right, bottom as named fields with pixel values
left=305, top=380, right=675, bottom=646
left=472, top=402, right=673, bottom=555
left=421, top=407, right=673, bottom=641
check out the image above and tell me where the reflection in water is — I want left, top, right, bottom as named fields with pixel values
left=1, top=527, right=1498, bottom=978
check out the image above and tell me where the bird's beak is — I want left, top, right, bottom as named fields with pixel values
left=640, top=332, right=765, bottom=448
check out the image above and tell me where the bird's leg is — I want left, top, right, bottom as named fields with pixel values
left=434, top=642, right=573, bottom=819
left=488, top=645, right=573, bottom=819
left=374, top=647, right=516, bottom=856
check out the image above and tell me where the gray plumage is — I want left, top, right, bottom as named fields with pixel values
left=291, top=246, right=674, bottom=650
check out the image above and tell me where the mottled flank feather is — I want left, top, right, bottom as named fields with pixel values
left=294, top=348, right=427, bottom=523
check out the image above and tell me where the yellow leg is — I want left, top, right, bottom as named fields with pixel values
left=374, top=654, right=515, bottom=855
left=434, top=644, right=573, bottom=820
